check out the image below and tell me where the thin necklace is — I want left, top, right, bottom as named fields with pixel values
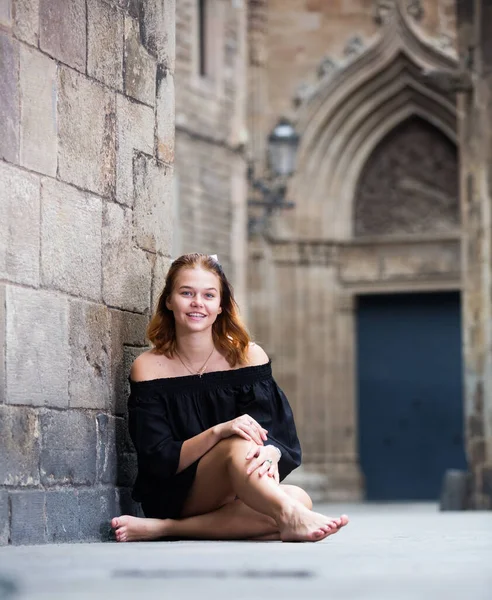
left=175, top=347, right=215, bottom=377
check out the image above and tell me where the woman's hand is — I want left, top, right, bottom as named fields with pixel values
left=245, top=444, right=280, bottom=480
left=214, top=414, right=268, bottom=446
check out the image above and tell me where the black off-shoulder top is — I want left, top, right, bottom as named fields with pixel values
left=127, top=361, right=302, bottom=519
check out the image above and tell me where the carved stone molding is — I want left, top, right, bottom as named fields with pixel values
left=270, top=241, right=338, bottom=266
left=374, top=0, right=423, bottom=26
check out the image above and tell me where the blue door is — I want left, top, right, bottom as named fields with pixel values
left=356, top=292, right=468, bottom=501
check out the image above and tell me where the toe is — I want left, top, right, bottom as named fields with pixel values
left=111, top=517, right=119, bottom=529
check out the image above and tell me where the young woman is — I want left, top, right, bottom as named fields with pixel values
left=112, top=253, right=349, bottom=542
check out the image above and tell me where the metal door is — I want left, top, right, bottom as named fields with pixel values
left=356, top=292, right=467, bottom=500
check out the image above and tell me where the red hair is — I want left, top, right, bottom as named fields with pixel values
left=147, top=253, right=251, bottom=367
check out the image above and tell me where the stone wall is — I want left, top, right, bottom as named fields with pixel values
left=174, top=0, right=248, bottom=309
left=0, top=0, right=175, bottom=544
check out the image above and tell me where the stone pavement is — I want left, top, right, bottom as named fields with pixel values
left=0, top=503, right=490, bottom=600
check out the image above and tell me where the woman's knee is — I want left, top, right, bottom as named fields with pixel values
left=282, top=484, right=313, bottom=509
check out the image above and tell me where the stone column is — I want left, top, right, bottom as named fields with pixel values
left=458, top=0, right=492, bottom=508
left=0, top=0, right=175, bottom=544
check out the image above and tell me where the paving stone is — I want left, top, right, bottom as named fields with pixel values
left=133, top=155, right=173, bottom=254
left=39, top=0, right=86, bottom=72
left=115, top=93, right=154, bottom=207
left=0, top=163, right=40, bottom=287
left=110, top=309, right=148, bottom=410
left=102, top=202, right=152, bottom=313
left=96, top=414, right=117, bottom=484
left=41, top=178, right=102, bottom=300
left=58, top=67, right=116, bottom=197
left=69, top=301, right=110, bottom=409
left=10, top=490, right=46, bottom=545
left=0, top=0, right=11, bottom=28
left=0, top=285, right=5, bottom=404
left=20, top=45, right=57, bottom=176
left=13, top=0, right=39, bottom=45
left=6, top=287, right=69, bottom=407
left=0, top=406, right=40, bottom=486
left=40, top=410, right=97, bottom=486
left=88, top=0, right=124, bottom=90
left=45, top=490, right=79, bottom=543
left=124, top=15, right=156, bottom=106
left=0, top=490, right=9, bottom=546
left=0, top=32, right=19, bottom=162
left=140, top=0, right=175, bottom=72
left=78, top=487, right=119, bottom=541
left=156, top=68, right=175, bottom=164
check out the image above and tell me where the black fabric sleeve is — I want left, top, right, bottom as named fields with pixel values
left=236, top=377, right=302, bottom=481
left=128, top=388, right=183, bottom=481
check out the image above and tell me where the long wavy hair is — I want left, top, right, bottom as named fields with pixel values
left=147, top=253, right=251, bottom=366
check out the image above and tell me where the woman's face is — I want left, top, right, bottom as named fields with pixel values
left=166, top=267, right=222, bottom=332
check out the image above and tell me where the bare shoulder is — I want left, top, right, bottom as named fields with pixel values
left=246, top=342, right=270, bottom=367
left=130, top=350, right=171, bottom=382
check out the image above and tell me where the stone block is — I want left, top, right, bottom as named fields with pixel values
left=6, top=287, right=69, bottom=407
left=124, top=15, right=156, bottom=106
left=102, top=202, right=152, bottom=312
left=96, top=414, right=117, bottom=484
left=0, top=490, right=9, bottom=546
left=41, top=178, right=102, bottom=300
left=339, top=248, right=380, bottom=282
left=0, top=163, right=40, bottom=286
left=39, top=0, right=86, bottom=72
left=439, top=469, right=471, bottom=511
left=0, top=0, right=11, bottom=28
left=58, top=67, right=116, bottom=197
left=13, top=0, right=39, bottom=45
left=0, top=32, right=19, bottom=162
left=110, top=309, right=148, bottom=409
left=45, top=489, right=80, bottom=543
left=133, top=155, right=173, bottom=254
left=40, top=410, right=97, bottom=486
left=10, top=491, right=46, bottom=545
left=140, top=0, right=175, bottom=72
left=115, top=346, right=145, bottom=414
left=0, top=406, right=40, bottom=486
left=87, top=0, right=124, bottom=90
left=156, top=68, right=175, bottom=164
left=78, top=487, right=119, bottom=541
left=115, top=93, right=154, bottom=207
left=0, top=285, right=5, bottom=404
left=69, top=301, right=110, bottom=409
left=151, top=254, right=172, bottom=312
left=20, top=45, right=57, bottom=176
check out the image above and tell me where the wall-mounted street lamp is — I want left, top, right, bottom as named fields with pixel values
left=248, top=118, right=300, bottom=236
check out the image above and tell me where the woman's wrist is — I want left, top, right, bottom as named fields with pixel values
left=268, top=445, right=282, bottom=462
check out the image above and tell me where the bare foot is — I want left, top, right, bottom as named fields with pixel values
left=278, top=505, right=349, bottom=542
left=111, top=515, right=169, bottom=542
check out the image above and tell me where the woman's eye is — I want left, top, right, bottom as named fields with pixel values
left=181, top=291, right=192, bottom=296
left=206, top=294, right=215, bottom=299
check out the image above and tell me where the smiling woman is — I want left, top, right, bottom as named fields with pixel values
left=111, top=253, right=349, bottom=542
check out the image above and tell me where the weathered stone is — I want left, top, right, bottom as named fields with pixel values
left=0, top=163, right=40, bottom=286
left=96, top=414, right=117, bottom=484
left=78, top=487, right=118, bottom=541
left=110, top=309, right=148, bottom=410
left=156, top=68, right=175, bottom=164
left=115, top=346, right=145, bottom=414
left=69, top=301, right=110, bottom=409
left=115, top=93, right=154, bottom=207
left=13, top=0, right=39, bottom=45
left=0, top=406, right=40, bottom=486
left=0, top=285, right=5, bottom=404
left=6, top=286, right=69, bottom=407
left=40, top=410, right=97, bottom=486
left=133, top=155, right=173, bottom=254
left=140, top=0, right=175, bottom=72
left=41, top=178, right=102, bottom=300
left=45, top=489, right=79, bottom=543
left=0, top=490, right=8, bottom=545
left=39, top=0, right=86, bottom=72
left=58, top=67, right=116, bottom=197
left=124, top=15, right=156, bottom=106
left=20, top=45, right=57, bottom=176
left=10, top=491, right=46, bottom=545
left=151, top=254, right=172, bottom=312
left=0, top=0, right=11, bottom=28
left=0, top=32, right=19, bottom=162
left=87, top=0, right=124, bottom=90
left=102, top=202, right=152, bottom=312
